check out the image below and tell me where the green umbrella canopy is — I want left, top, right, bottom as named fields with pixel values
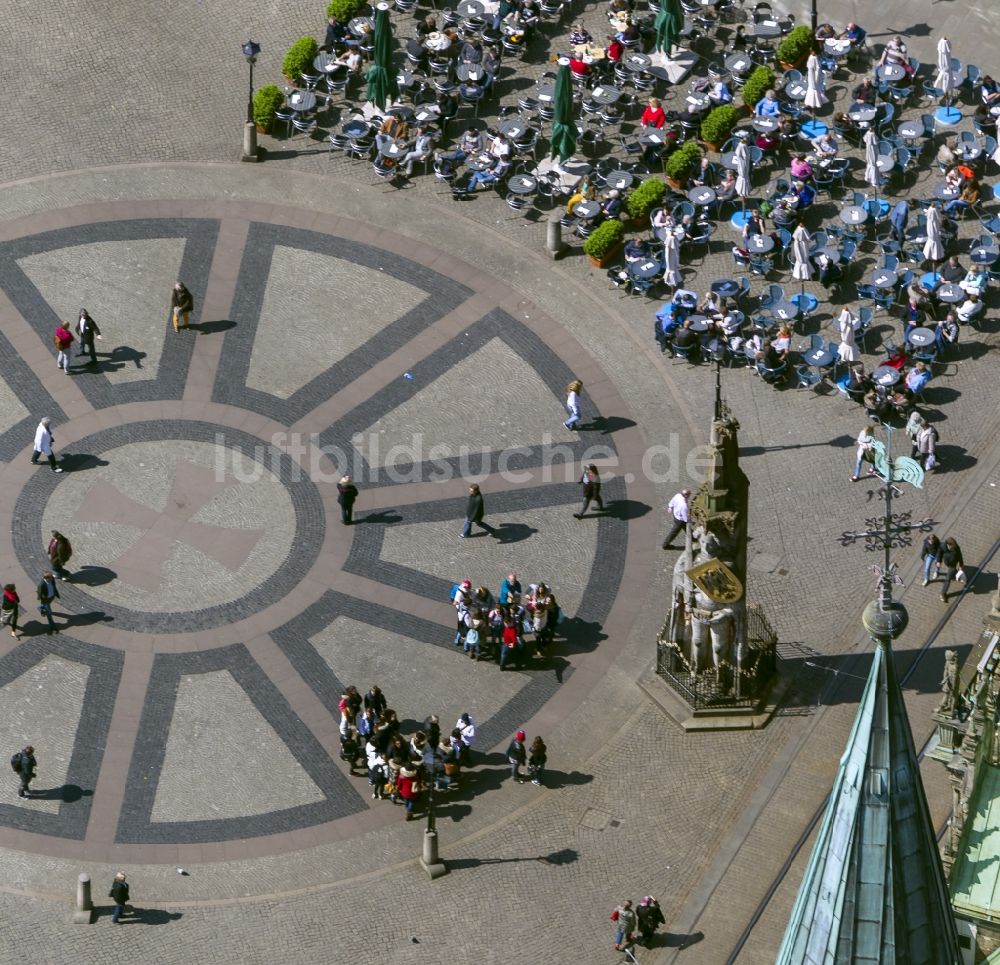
left=548, top=63, right=577, bottom=163
left=365, top=8, right=399, bottom=113
left=654, top=0, right=684, bottom=56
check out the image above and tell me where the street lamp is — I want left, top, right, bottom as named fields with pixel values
left=242, top=40, right=261, bottom=125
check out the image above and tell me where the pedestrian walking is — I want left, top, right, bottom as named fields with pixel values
left=397, top=762, right=423, bottom=821
left=31, top=417, right=63, bottom=473
left=456, top=712, right=476, bottom=765
left=171, top=282, right=193, bottom=332
left=938, top=537, right=966, bottom=602
left=11, top=745, right=35, bottom=798
left=574, top=464, right=604, bottom=519
left=337, top=474, right=358, bottom=525
left=527, top=735, right=547, bottom=786
left=48, top=530, right=73, bottom=581
left=920, top=534, right=941, bottom=587
left=460, top=483, right=493, bottom=537
left=850, top=424, right=877, bottom=481
left=506, top=729, right=527, bottom=783
left=564, top=379, right=583, bottom=430
left=53, top=324, right=75, bottom=375
left=662, top=488, right=691, bottom=548
left=1, top=585, right=21, bottom=640
left=915, top=421, right=938, bottom=471
left=36, top=571, right=60, bottom=634
left=109, top=872, right=130, bottom=923
left=611, top=899, right=638, bottom=951
left=75, top=309, right=102, bottom=366
left=636, top=896, right=666, bottom=946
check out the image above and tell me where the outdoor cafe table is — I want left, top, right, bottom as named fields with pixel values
left=629, top=259, right=662, bottom=281
left=537, top=84, right=555, bottom=103
left=457, top=0, right=485, bottom=15
left=936, top=282, right=964, bottom=303
left=897, top=120, right=922, bottom=141
left=507, top=173, right=537, bottom=195
left=287, top=90, right=317, bottom=113
left=971, top=247, right=999, bottom=265
left=753, top=116, right=779, bottom=134
left=840, top=205, right=868, bottom=225
left=752, top=20, right=781, bottom=39
left=870, top=268, right=898, bottom=289
left=688, top=186, right=716, bottom=206
left=848, top=105, right=876, bottom=124
left=396, top=69, right=415, bottom=88
left=785, top=78, right=808, bottom=101
left=746, top=234, right=774, bottom=254
left=314, top=53, right=345, bottom=75
left=624, top=52, right=652, bottom=72
left=348, top=16, right=374, bottom=36
left=573, top=199, right=601, bottom=220
left=456, top=64, right=485, bottom=82
left=725, top=53, right=753, bottom=75
left=933, top=182, right=960, bottom=200
left=382, top=140, right=407, bottom=159
left=415, top=105, right=441, bottom=123
left=813, top=244, right=841, bottom=263
left=878, top=63, right=905, bottom=83
left=685, top=92, right=711, bottom=112
left=876, top=155, right=895, bottom=174
left=342, top=118, right=369, bottom=139
left=589, top=85, right=622, bottom=106
left=712, top=279, right=740, bottom=297
left=720, top=150, right=738, bottom=171
left=424, top=31, right=452, bottom=51
left=803, top=344, right=835, bottom=367
left=908, top=327, right=935, bottom=348
left=873, top=364, right=901, bottom=387
left=824, top=38, right=851, bottom=58
left=958, top=143, right=983, bottom=162
left=686, top=314, right=710, bottom=332
left=639, top=129, right=667, bottom=147
left=604, top=170, right=634, bottom=190
left=771, top=300, right=798, bottom=323
left=499, top=118, right=530, bottom=138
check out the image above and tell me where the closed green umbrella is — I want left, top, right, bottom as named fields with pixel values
left=548, top=63, right=577, bottom=163
left=366, top=7, right=399, bottom=113
left=654, top=0, right=684, bottom=56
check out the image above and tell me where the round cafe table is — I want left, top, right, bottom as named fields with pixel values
left=382, top=140, right=407, bottom=159
left=456, top=64, right=485, bottom=82
left=720, top=151, right=738, bottom=171
left=604, top=170, right=634, bottom=190
left=348, top=16, right=374, bottom=36
left=936, top=282, right=964, bottom=303
left=785, top=79, right=807, bottom=101
left=685, top=92, right=711, bottom=112
left=536, top=84, right=555, bottom=104
left=878, top=63, right=905, bottom=84
left=876, top=155, right=894, bottom=174
left=908, top=327, right=935, bottom=348
left=507, top=174, right=537, bottom=195
left=711, top=279, right=740, bottom=298
left=287, top=90, right=317, bottom=113
left=959, top=143, right=983, bottom=162
left=724, top=53, right=752, bottom=75
left=897, top=120, right=922, bottom=141
left=499, top=118, right=528, bottom=138
left=686, top=314, right=710, bottom=332
left=824, top=38, right=851, bottom=58
left=971, top=247, right=999, bottom=265
left=803, top=345, right=835, bottom=367
left=639, top=129, right=666, bottom=147
left=753, top=116, right=778, bottom=134
left=873, top=364, right=901, bottom=387
left=933, top=182, right=960, bottom=200
left=848, top=105, right=876, bottom=124
left=688, top=186, right=716, bottom=206
left=624, top=52, right=652, bottom=73
left=457, top=0, right=485, bottom=14
left=870, top=268, right=898, bottom=289
left=746, top=234, right=774, bottom=254
left=589, top=85, right=622, bottom=106
left=313, top=53, right=344, bottom=75
left=629, top=259, right=662, bottom=281
left=840, top=205, right=868, bottom=225
left=771, top=300, right=798, bottom=322
left=573, top=199, right=601, bottom=220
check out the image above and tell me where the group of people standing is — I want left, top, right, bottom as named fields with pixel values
left=1, top=532, right=72, bottom=640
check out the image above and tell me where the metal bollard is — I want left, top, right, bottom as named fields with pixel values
left=420, top=830, right=448, bottom=879
left=72, top=872, right=94, bottom=924
left=546, top=214, right=565, bottom=260
left=242, top=122, right=259, bottom=163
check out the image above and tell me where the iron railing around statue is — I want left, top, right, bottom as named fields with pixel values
left=656, top=603, right=778, bottom=711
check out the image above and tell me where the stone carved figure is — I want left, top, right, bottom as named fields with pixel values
left=690, top=593, right=735, bottom=673
left=936, top=649, right=959, bottom=718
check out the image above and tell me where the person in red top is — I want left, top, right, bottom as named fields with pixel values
left=641, top=97, right=666, bottom=128
left=53, top=325, right=74, bottom=375
left=1, top=584, right=20, bottom=639
left=569, top=53, right=590, bottom=76
left=605, top=36, right=623, bottom=62
left=396, top=762, right=423, bottom=821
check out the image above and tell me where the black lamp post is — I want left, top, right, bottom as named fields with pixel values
left=243, top=40, right=261, bottom=125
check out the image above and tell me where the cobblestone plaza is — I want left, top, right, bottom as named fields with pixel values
left=0, top=0, right=997, bottom=962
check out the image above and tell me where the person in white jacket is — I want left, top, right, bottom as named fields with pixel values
left=31, top=418, right=63, bottom=472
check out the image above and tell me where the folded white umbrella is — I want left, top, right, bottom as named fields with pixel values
left=935, top=36, right=955, bottom=95
left=663, top=230, right=682, bottom=287
left=803, top=53, right=828, bottom=110
left=735, top=139, right=752, bottom=200
left=791, top=224, right=812, bottom=281
left=838, top=308, right=860, bottom=362
left=923, top=204, right=945, bottom=261
left=863, top=128, right=880, bottom=191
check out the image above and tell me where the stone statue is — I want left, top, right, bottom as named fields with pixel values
left=936, top=650, right=959, bottom=718
left=690, top=589, right=736, bottom=675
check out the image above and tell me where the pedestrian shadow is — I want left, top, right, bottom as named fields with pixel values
left=445, top=849, right=579, bottom=871
left=933, top=445, right=976, bottom=473
left=29, top=784, right=91, bottom=803
left=537, top=768, right=593, bottom=789
left=356, top=511, right=403, bottom=526
left=63, top=610, right=114, bottom=628
left=73, top=356, right=125, bottom=374
left=107, top=345, right=146, bottom=369
left=559, top=617, right=607, bottom=654
left=491, top=522, right=537, bottom=544
left=601, top=499, right=652, bottom=521
left=924, top=385, right=960, bottom=406
left=587, top=416, right=637, bottom=435
left=662, top=930, right=704, bottom=949
left=70, top=565, right=117, bottom=587
left=434, top=801, right=473, bottom=823
left=190, top=319, right=236, bottom=335
left=94, top=907, right=183, bottom=925
left=59, top=453, right=110, bottom=472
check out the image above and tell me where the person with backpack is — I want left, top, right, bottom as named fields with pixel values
left=506, top=730, right=527, bottom=783
left=340, top=725, right=363, bottom=775
left=53, top=324, right=75, bottom=375
left=47, top=531, right=72, bottom=582
left=75, top=309, right=102, bottom=366
left=1, top=585, right=21, bottom=640
left=36, top=571, right=60, bottom=634
left=527, top=735, right=547, bottom=786
left=574, top=464, right=604, bottom=519
left=11, top=745, right=36, bottom=799
left=109, top=872, right=130, bottom=923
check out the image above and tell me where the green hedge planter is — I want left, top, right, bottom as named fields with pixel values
left=625, top=178, right=668, bottom=222
left=282, top=36, right=319, bottom=85
left=741, top=65, right=776, bottom=111
left=583, top=219, right=626, bottom=266
left=253, top=85, right=285, bottom=132
left=700, top=104, right=742, bottom=150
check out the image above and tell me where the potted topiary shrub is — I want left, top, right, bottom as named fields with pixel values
left=776, top=25, right=815, bottom=71
left=253, top=85, right=286, bottom=134
left=664, top=141, right=702, bottom=190
left=700, top=104, right=742, bottom=151
left=583, top=219, right=626, bottom=268
left=283, top=36, right=320, bottom=86
left=328, top=0, right=368, bottom=22
left=741, top=65, right=776, bottom=112
left=625, top=177, right=668, bottom=225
